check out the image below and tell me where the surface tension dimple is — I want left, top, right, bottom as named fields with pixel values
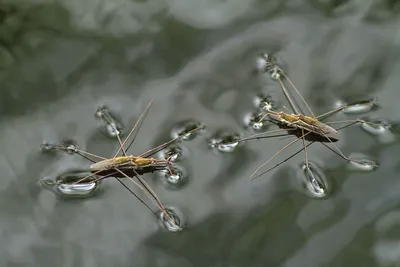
left=39, top=170, right=101, bottom=197
left=297, top=161, right=330, bottom=198
left=209, top=131, right=240, bottom=153
left=95, top=106, right=124, bottom=138
left=170, top=120, right=205, bottom=141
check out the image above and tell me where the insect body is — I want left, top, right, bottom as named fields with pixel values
left=41, top=100, right=202, bottom=231
left=242, top=53, right=380, bottom=180
left=268, top=111, right=338, bottom=136
left=90, top=156, right=169, bottom=170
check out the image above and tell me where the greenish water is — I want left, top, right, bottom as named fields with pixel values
left=1, top=1, right=400, bottom=266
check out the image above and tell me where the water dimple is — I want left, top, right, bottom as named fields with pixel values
left=40, top=139, right=79, bottom=155
left=297, top=162, right=330, bottom=198
left=347, top=153, right=378, bottom=172
left=158, top=165, right=188, bottom=189
left=361, top=119, right=396, bottom=144
left=341, top=99, right=378, bottom=114
left=253, top=94, right=279, bottom=112
left=270, top=67, right=281, bottom=80
left=256, top=53, right=284, bottom=80
left=170, top=120, right=204, bottom=141
left=40, top=143, right=53, bottom=152
left=158, top=145, right=185, bottom=162
left=243, top=112, right=270, bottom=131
left=61, top=139, right=79, bottom=154
left=39, top=170, right=101, bottom=197
left=159, top=207, right=184, bottom=232
left=95, top=106, right=124, bottom=138
left=256, top=53, right=278, bottom=73
left=209, top=131, right=240, bottom=153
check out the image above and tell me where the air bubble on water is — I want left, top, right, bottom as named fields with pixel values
left=170, top=120, right=204, bottom=141
left=39, top=170, right=101, bottom=198
left=159, top=207, right=184, bottom=232
left=158, top=165, right=188, bottom=189
left=209, top=131, right=240, bottom=153
left=342, top=99, right=378, bottom=114
left=297, top=162, right=330, bottom=198
left=95, top=106, right=124, bottom=138
left=347, top=153, right=378, bottom=172
left=361, top=119, right=396, bottom=144
left=158, top=145, right=185, bottom=162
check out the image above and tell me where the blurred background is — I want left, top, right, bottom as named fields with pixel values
left=1, top=0, right=400, bottom=266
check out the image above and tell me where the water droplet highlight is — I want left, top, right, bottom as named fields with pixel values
left=159, top=207, right=184, bottom=232
left=39, top=170, right=101, bottom=198
left=297, top=162, right=330, bottom=198
left=95, top=106, right=124, bottom=138
left=209, top=131, right=240, bottom=153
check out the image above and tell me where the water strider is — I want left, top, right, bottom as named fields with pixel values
left=41, top=100, right=203, bottom=231
left=241, top=53, right=382, bottom=184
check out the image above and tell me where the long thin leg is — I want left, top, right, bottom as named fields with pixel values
left=325, top=119, right=383, bottom=129
left=71, top=169, right=105, bottom=185
left=280, top=72, right=316, bottom=117
left=115, top=100, right=154, bottom=157
left=241, top=133, right=293, bottom=142
left=138, top=126, right=203, bottom=158
left=323, top=119, right=365, bottom=125
left=99, top=109, right=128, bottom=157
left=115, top=168, right=165, bottom=212
left=250, top=131, right=312, bottom=179
left=132, top=168, right=178, bottom=226
left=238, top=128, right=292, bottom=142
left=257, top=142, right=315, bottom=178
left=277, top=77, right=302, bottom=115
left=316, top=100, right=376, bottom=121
left=41, top=144, right=106, bottom=161
left=317, top=128, right=378, bottom=168
left=301, top=129, right=309, bottom=168
left=112, top=170, right=160, bottom=221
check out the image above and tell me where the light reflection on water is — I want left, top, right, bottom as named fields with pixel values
left=0, top=1, right=400, bottom=267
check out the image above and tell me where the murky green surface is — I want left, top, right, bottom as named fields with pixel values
left=1, top=1, right=400, bottom=266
